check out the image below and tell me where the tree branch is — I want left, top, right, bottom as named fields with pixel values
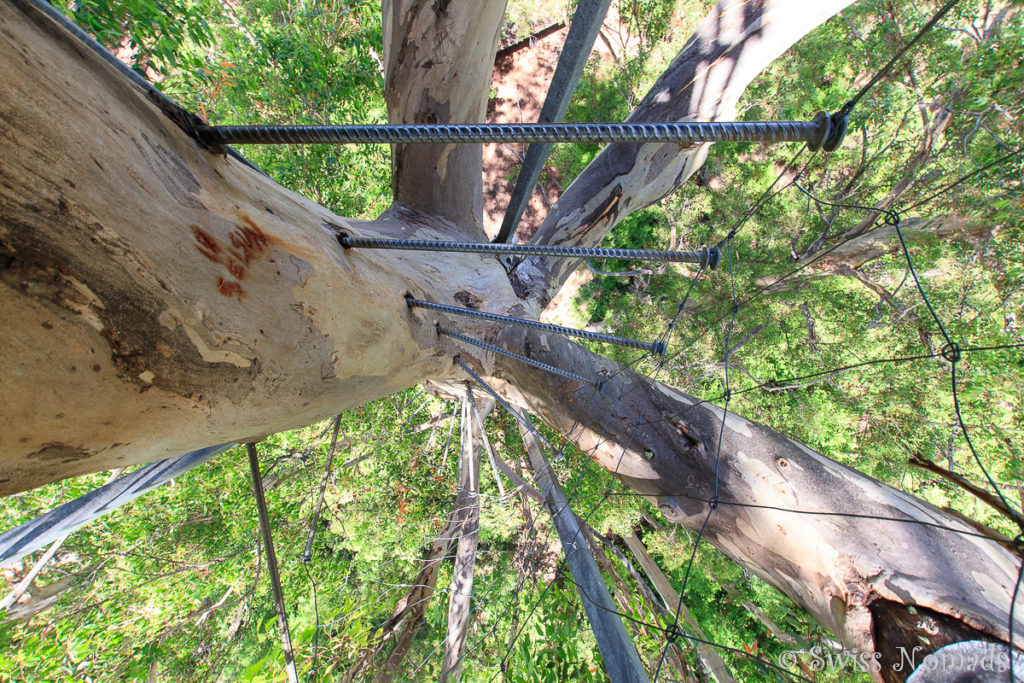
left=489, top=327, right=1024, bottom=669
left=909, top=452, right=1024, bottom=528
left=519, top=0, right=855, bottom=305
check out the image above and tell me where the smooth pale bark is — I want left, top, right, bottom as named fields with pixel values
left=383, top=0, right=507, bottom=226
left=440, top=388, right=482, bottom=682
left=5, top=1, right=1023, bottom=680
left=0, top=0, right=520, bottom=493
left=486, top=327, right=1024, bottom=678
left=468, top=390, right=506, bottom=498
left=515, top=0, right=857, bottom=305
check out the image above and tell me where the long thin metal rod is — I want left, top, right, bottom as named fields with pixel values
left=301, top=416, right=341, bottom=564
left=197, top=119, right=827, bottom=147
left=409, top=298, right=664, bottom=355
left=247, top=443, right=299, bottom=683
left=0, top=444, right=232, bottom=566
left=340, top=236, right=719, bottom=267
left=455, top=356, right=554, bottom=452
left=438, top=326, right=601, bottom=388
left=496, top=0, right=614, bottom=243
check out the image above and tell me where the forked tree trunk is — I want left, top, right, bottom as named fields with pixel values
left=0, top=0, right=511, bottom=492
left=2, top=1, right=1022, bottom=681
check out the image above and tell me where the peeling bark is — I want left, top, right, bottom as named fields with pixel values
left=517, top=0, right=856, bottom=305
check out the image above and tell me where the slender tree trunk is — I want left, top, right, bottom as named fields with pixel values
left=622, top=532, right=735, bottom=683
left=439, top=386, right=483, bottom=682
left=755, top=216, right=995, bottom=292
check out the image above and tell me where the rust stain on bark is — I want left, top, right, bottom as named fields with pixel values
left=192, top=217, right=272, bottom=300
left=216, top=276, right=246, bottom=301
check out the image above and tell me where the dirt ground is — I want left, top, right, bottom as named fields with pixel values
left=482, top=14, right=633, bottom=326
left=483, top=28, right=566, bottom=243
left=482, top=9, right=629, bottom=243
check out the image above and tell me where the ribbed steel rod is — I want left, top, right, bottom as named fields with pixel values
left=340, top=236, right=720, bottom=268
left=197, top=117, right=834, bottom=147
left=438, top=326, right=602, bottom=389
left=409, top=298, right=665, bottom=355
left=454, top=356, right=554, bottom=452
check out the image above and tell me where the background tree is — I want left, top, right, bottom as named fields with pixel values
left=1, top=0, right=1022, bottom=680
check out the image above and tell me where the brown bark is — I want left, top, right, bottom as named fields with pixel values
left=909, top=453, right=1024, bottom=528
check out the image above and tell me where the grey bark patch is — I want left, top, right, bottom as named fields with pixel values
left=28, top=442, right=89, bottom=462
left=138, top=132, right=201, bottom=209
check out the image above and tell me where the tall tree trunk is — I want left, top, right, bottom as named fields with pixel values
left=440, top=388, right=482, bottom=682
left=621, top=532, right=735, bottom=683
left=755, top=216, right=995, bottom=292
left=514, top=0, right=857, bottom=304
left=486, top=327, right=1024, bottom=678
left=0, top=0, right=513, bottom=493
left=4, top=1, right=1021, bottom=680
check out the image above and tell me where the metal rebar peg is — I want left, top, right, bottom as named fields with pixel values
left=454, top=356, right=555, bottom=452
left=339, top=236, right=720, bottom=268
left=408, top=298, right=665, bottom=355
left=196, top=113, right=846, bottom=150
left=437, top=326, right=602, bottom=389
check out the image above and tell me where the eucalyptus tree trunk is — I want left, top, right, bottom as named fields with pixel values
left=2, top=0, right=1021, bottom=681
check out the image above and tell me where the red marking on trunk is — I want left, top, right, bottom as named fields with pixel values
left=216, top=277, right=246, bottom=301
left=193, top=225, right=224, bottom=254
left=194, top=219, right=272, bottom=300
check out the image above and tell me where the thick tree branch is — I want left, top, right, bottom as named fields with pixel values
left=486, top=327, right=1024, bottom=676
left=519, top=0, right=855, bottom=305
left=383, top=0, right=507, bottom=227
